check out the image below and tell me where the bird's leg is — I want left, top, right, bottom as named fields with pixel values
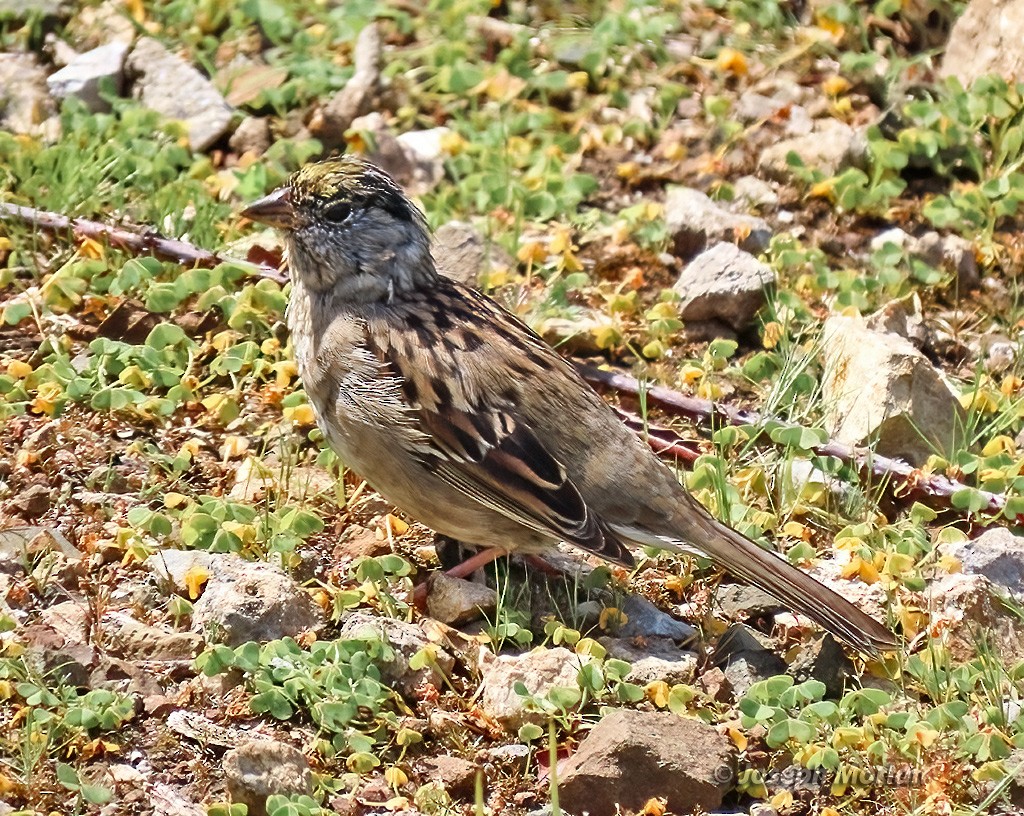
left=440, top=545, right=507, bottom=579
left=413, top=537, right=509, bottom=610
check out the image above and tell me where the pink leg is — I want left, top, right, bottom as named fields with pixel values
left=413, top=547, right=508, bottom=609
left=442, top=547, right=507, bottom=579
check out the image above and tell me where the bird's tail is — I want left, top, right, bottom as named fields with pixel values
left=618, top=497, right=899, bottom=655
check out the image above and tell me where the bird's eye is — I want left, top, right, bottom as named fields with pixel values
left=324, top=201, right=352, bottom=223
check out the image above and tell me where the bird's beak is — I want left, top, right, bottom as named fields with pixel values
left=241, top=185, right=294, bottom=229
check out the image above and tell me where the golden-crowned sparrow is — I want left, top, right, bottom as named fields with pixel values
left=242, top=156, right=898, bottom=655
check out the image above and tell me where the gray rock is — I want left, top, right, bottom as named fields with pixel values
left=128, top=38, right=233, bottom=152
left=778, top=458, right=853, bottom=508
left=872, top=229, right=979, bottom=291
left=713, top=625, right=786, bottom=698
left=47, top=41, right=127, bottom=112
left=940, top=0, right=1024, bottom=86
left=945, top=527, right=1024, bottom=600
left=0, top=53, right=57, bottom=137
left=480, top=743, right=530, bottom=772
left=396, top=127, right=451, bottom=196
left=102, top=611, right=204, bottom=660
left=338, top=611, right=455, bottom=695
left=425, top=573, right=497, bottom=626
left=600, top=637, right=697, bottom=685
left=864, top=293, right=930, bottom=349
left=716, top=584, right=784, bottom=619
left=229, top=116, right=272, bottom=157
left=928, top=571, right=1024, bottom=663
left=432, top=221, right=511, bottom=288
left=10, top=484, right=50, bottom=518
left=349, top=112, right=416, bottom=186
left=146, top=550, right=321, bottom=646
left=224, top=740, right=312, bottom=816
left=674, top=243, right=776, bottom=332
left=758, top=120, right=866, bottom=181
left=478, top=647, right=587, bottom=730
left=0, top=0, right=68, bottom=23
left=665, top=187, right=772, bottom=257
left=913, top=231, right=979, bottom=291
left=731, top=175, right=779, bottom=211
left=734, top=92, right=788, bottom=123
left=981, top=334, right=1016, bottom=374
left=416, top=755, right=478, bottom=799
left=820, top=315, right=966, bottom=466
left=617, top=594, right=697, bottom=642
left=787, top=634, right=852, bottom=699
left=558, top=709, right=735, bottom=816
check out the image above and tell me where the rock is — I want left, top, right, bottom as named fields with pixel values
left=712, top=625, right=786, bottom=698
left=664, top=187, right=772, bottom=258
left=913, top=231, right=979, bottom=291
left=128, top=38, right=233, bottom=152
left=558, top=709, right=735, bottom=816
left=617, top=594, right=697, bottom=642
left=334, top=525, right=391, bottom=560
left=309, top=22, right=381, bottom=145
left=927, top=572, right=1024, bottom=663
left=600, top=637, right=698, bottom=685
left=787, top=634, right=852, bottom=698
left=432, top=221, right=510, bottom=288
left=146, top=550, right=321, bottom=646
left=478, top=647, right=587, bottom=730
left=26, top=637, right=97, bottom=688
left=416, top=755, right=478, bottom=800
left=229, top=116, right=272, bottom=157
left=734, top=91, right=789, bottom=123
left=779, top=457, right=853, bottom=508
left=224, top=740, right=312, bottom=816
left=716, top=584, right=784, bottom=619
left=425, top=573, right=497, bottom=626
left=758, top=120, right=866, bottom=181
left=864, top=293, right=930, bottom=349
left=820, top=315, right=965, bottom=466
left=480, top=743, right=530, bottom=772
left=10, top=484, right=51, bottom=518
left=872, top=228, right=979, bottom=291
left=46, top=41, right=127, bottom=112
left=102, top=611, right=204, bottom=660
left=944, top=527, right=1024, bottom=600
left=697, top=666, right=733, bottom=702
left=940, top=0, right=1024, bottom=85
left=432, top=221, right=484, bottom=286
left=674, top=243, right=776, bottom=332
left=0, top=53, right=57, bottom=137
left=147, top=781, right=206, bottom=816
left=0, top=0, right=68, bottom=21
left=981, top=334, right=1016, bottom=373
left=349, top=112, right=416, bottom=184
left=338, top=611, right=455, bottom=695
left=731, top=175, right=779, bottom=212
left=396, top=127, right=452, bottom=196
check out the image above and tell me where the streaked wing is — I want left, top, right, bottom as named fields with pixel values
left=364, top=288, right=634, bottom=565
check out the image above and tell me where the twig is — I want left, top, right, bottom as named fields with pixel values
left=580, top=364, right=1008, bottom=517
left=0, top=202, right=287, bottom=285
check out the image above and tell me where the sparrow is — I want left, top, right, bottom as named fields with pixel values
left=241, top=156, right=898, bottom=655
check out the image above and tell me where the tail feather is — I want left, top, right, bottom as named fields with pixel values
left=614, top=503, right=899, bottom=655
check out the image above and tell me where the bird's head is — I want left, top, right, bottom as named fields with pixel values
left=242, top=156, right=435, bottom=301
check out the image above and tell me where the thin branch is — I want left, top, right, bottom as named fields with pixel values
left=580, top=364, right=1008, bottom=517
left=0, top=202, right=287, bottom=285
